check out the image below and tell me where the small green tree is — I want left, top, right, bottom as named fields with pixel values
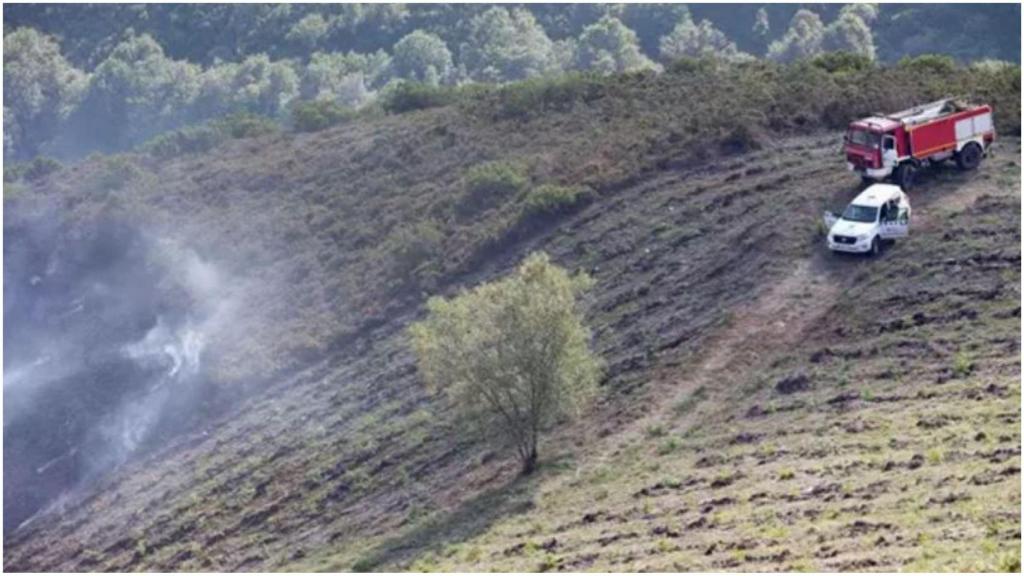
left=660, top=15, right=744, bottom=62
left=3, top=28, right=87, bottom=159
left=391, top=30, right=454, bottom=86
left=573, top=15, right=656, bottom=74
left=410, top=252, right=602, bottom=474
left=460, top=7, right=559, bottom=82
left=767, top=9, right=825, bottom=62
left=823, top=10, right=876, bottom=60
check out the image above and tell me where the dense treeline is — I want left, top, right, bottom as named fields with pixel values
left=4, top=3, right=1020, bottom=161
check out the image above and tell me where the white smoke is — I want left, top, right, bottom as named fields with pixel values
left=91, top=237, right=236, bottom=468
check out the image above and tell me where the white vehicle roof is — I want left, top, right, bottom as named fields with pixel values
left=850, top=184, right=903, bottom=208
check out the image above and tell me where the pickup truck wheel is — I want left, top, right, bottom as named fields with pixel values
left=870, top=236, right=881, bottom=257
left=956, top=142, right=982, bottom=171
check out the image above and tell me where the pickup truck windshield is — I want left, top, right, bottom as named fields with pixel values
left=842, top=204, right=878, bottom=223
left=847, top=129, right=880, bottom=149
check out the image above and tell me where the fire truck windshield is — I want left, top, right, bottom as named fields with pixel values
left=847, top=129, right=880, bottom=148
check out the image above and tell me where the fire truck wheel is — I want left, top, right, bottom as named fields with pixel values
left=896, top=163, right=917, bottom=190
left=956, top=142, right=982, bottom=171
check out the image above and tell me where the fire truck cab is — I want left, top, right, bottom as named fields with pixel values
left=845, top=99, right=995, bottom=189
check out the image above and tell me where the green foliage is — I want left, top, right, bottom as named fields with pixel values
left=3, top=27, right=86, bottom=159
left=391, top=31, right=454, bottom=86
left=291, top=100, right=356, bottom=132
left=998, top=553, right=1021, bottom=573
left=409, top=252, right=602, bottom=473
left=381, top=81, right=456, bottom=114
left=660, top=15, right=744, bottom=62
left=69, top=32, right=200, bottom=152
left=666, top=56, right=719, bottom=75
left=351, top=555, right=376, bottom=572
left=645, top=424, right=667, bottom=439
left=216, top=112, right=280, bottom=139
left=898, top=54, right=957, bottom=74
left=768, top=9, right=825, bottom=62
left=141, top=124, right=225, bottom=159
left=299, top=50, right=389, bottom=105
left=483, top=73, right=606, bottom=121
left=460, top=161, right=529, bottom=215
left=97, top=155, right=142, bottom=191
left=952, top=352, right=974, bottom=378
left=574, top=15, right=656, bottom=74
left=3, top=163, right=23, bottom=184
left=812, top=52, right=875, bottom=74
left=285, top=13, right=329, bottom=53
left=656, top=437, right=681, bottom=455
left=387, top=220, right=445, bottom=290
left=753, top=8, right=770, bottom=37
left=523, top=184, right=589, bottom=216
left=195, top=54, right=300, bottom=118
left=4, top=5, right=1020, bottom=161
left=23, top=156, right=63, bottom=181
left=823, top=10, right=876, bottom=60
left=140, top=112, right=277, bottom=159
left=461, top=7, right=558, bottom=83
left=4, top=156, right=63, bottom=182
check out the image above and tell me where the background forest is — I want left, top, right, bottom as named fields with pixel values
left=4, top=3, right=1020, bottom=162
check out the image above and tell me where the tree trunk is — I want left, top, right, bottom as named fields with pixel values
left=521, top=446, right=538, bottom=475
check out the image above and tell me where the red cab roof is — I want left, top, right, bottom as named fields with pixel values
left=849, top=116, right=901, bottom=132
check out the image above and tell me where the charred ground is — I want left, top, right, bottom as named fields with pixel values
left=3, top=60, right=1020, bottom=571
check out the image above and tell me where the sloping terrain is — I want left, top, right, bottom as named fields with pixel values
left=398, top=142, right=1022, bottom=572
left=5, top=132, right=1019, bottom=571
left=3, top=63, right=1020, bottom=571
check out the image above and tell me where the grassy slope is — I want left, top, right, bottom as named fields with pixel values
left=399, top=143, right=1023, bottom=573
left=3, top=64, right=1020, bottom=571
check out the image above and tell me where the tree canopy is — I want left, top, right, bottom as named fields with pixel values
left=574, top=15, right=656, bottom=74
left=2, top=4, right=1018, bottom=160
left=410, top=252, right=602, bottom=473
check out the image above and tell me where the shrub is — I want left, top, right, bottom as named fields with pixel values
left=645, top=424, right=667, bottom=439
left=459, top=161, right=529, bottom=216
left=952, top=351, right=974, bottom=378
left=409, top=252, right=602, bottom=474
left=3, top=163, right=24, bottom=183
left=812, top=52, right=874, bottom=74
left=97, top=155, right=142, bottom=191
left=898, top=54, right=957, bottom=75
left=215, top=112, right=280, bottom=139
left=381, top=81, right=456, bottom=114
left=388, top=220, right=445, bottom=290
left=523, top=184, right=589, bottom=216
left=486, top=73, right=605, bottom=121
left=4, top=157, right=63, bottom=183
left=656, top=437, right=681, bottom=456
left=24, top=157, right=63, bottom=181
left=291, top=100, right=356, bottom=132
left=141, top=124, right=225, bottom=159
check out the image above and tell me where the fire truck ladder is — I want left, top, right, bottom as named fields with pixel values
left=887, top=97, right=969, bottom=127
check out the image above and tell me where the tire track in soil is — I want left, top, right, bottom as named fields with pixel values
left=591, top=254, right=845, bottom=471
left=555, top=146, right=1009, bottom=493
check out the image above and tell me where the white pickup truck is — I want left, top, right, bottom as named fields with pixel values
left=824, top=184, right=911, bottom=256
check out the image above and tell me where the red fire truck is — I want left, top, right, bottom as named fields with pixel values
left=844, top=99, right=995, bottom=189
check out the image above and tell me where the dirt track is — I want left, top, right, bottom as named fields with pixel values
left=4, top=135, right=1019, bottom=572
